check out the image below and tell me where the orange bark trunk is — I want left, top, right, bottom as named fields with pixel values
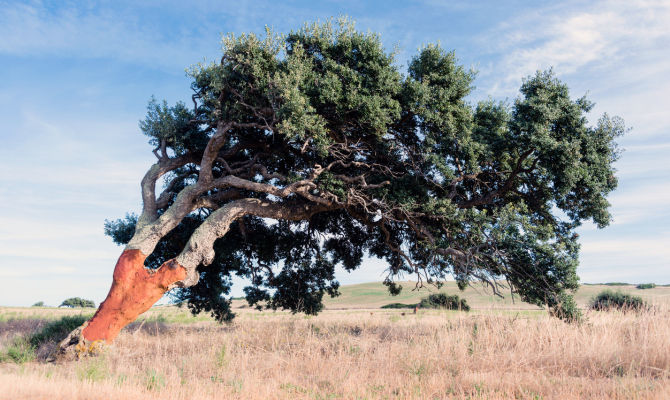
left=82, top=249, right=187, bottom=343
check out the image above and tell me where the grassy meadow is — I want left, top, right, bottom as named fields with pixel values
left=1, top=282, right=669, bottom=399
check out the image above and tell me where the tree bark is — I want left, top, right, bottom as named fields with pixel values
left=54, top=198, right=334, bottom=360
left=53, top=250, right=187, bottom=360
left=82, top=249, right=187, bottom=342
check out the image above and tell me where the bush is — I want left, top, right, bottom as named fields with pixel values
left=31, top=301, right=45, bottom=307
left=590, top=290, right=648, bottom=312
left=28, top=315, right=89, bottom=348
left=0, top=315, right=89, bottom=363
left=380, top=303, right=417, bottom=309
left=636, top=283, right=656, bottom=290
left=419, top=293, right=470, bottom=311
left=60, top=297, right=95, bottom=308
left=550, top=293, right=582, bottom=323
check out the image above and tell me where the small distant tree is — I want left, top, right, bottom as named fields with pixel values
left=59, top=297, right=95, bottom=308
left=31, top=301, right=45, bottom=307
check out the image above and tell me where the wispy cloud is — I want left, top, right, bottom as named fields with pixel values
left=478, top=0, right=670, bottom=92
left=474, top=0, right=670, bottom=138
left=0, top=1, right=217, bottom=71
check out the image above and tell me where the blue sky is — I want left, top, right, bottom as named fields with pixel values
left=1, top=0, right=669, bottom=306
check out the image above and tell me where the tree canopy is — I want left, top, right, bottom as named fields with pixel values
left=105, top=18, right=623, bottom=322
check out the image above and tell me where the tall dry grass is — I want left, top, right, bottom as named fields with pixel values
left=1, top=307, right=669, bottom=399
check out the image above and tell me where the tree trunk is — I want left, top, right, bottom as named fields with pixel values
left=53, top=249, right=187, bottom=360
left=52, top=199, right=333, bottom=361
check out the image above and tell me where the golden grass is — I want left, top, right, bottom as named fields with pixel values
left=1, top=306, right=669, bottom=399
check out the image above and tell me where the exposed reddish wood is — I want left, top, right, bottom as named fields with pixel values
left=81, top=249, right=186, bottom=343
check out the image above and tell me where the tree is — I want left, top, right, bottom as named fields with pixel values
left=59, top=297, right=95, bottom=308
left=57, top=19, right=623, bottom=357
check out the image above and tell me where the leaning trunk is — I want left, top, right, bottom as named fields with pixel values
left=53, top=199, right=330, bottom=360
left=84, top=249, right=187, bottom=341
left=54, top=249, right=187, bottom=360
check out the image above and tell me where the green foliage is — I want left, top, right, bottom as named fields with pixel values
left=636, top=283, right=656, bottom=289
left=29, top=315, right=89, bottom=348
left=31, top=301, right=44, bottom=307
left=590, top=290, right=648, bottom=312
left=145, top=369, right=166, bottom=391
left=59, top=297, right=95, bottom=308
left=77, top=357, right=109, bottom=382
left=215, top=344, right=228, bottom=368
left=0, top=315, right=88, bottom=364
left=108, top=17, right=623, bottom=321
left=0, top=337, right=35, bottom=364
left=380, top=303, right=416, bottom=309
left=419, top=293, right=470, bottom=311
left=549, top=293, right=582, bottom=323
left=104, top=213, right=137, bottom=245
left=139, top=98, right=209, bottom=156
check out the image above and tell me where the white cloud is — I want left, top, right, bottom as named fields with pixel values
left=474, top=0, right=670, bottom=141
left=480, top=0, right=670, bottom=90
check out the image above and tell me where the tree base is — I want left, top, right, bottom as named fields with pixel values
left=49, top=324, right=108, bottom=362
left=54, top=249, right=188, bottom=359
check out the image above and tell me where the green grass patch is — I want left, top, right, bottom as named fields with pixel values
left=0, top=315, right=89, bottom=363
left=77, top=357, right=109, bottom=382
left=145, top=369, right=166, bottom=391
left=0, top=337, right=35, bottom=364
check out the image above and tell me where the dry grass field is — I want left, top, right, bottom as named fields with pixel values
left=1, top=283, right=669, bottom=399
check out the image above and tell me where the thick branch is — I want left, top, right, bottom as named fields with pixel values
left=174, top=198, right=337, bottom=286
left=198, top=121, right=233, bottom=183
left=136, top=153, right=197, bottom=230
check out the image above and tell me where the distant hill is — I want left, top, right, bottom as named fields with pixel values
left=322, top=281, right=670, bottom=310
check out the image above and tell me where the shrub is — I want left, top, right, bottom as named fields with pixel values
left=0, top=337, right=36, bottom=364
left=0, top=315, right=90, bottom=363
left=28, top=315, right=89, bottom=348
left=60, top=297, right=95, bottom=308
left=550, top=293, right=582, bottom=323
left=590, top=290, right=648, bottom=312
left=31, top=301, right=45, bottom=307
left=636, top=283, right=656, bottom=290
left=380, top=303, right=417, bottom=309
left=419, top=293, right=470, bottom=311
